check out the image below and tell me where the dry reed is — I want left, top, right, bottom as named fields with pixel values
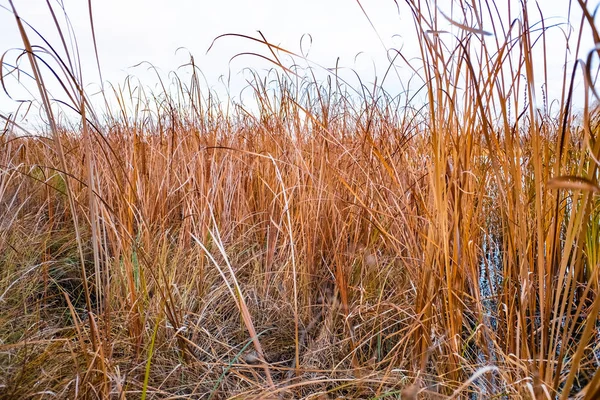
left=1, top=0, right=600, bottom=399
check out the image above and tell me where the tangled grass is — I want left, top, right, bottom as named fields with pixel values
left=1, top=0, right=600, bottom=398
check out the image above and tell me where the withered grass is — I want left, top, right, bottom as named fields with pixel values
left=1, top=0, right=600, bottom=398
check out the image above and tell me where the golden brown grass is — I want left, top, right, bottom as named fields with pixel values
left=1, top=0, right=600, bottom=398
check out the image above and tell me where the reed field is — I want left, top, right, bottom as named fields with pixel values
left=1, top=0, right=600, bottom=398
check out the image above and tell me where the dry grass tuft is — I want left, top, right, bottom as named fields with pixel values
left=1, top=0, right=600, bottom=398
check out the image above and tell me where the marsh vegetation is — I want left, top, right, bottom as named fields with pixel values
left=1, top=0, right=600, bottom=398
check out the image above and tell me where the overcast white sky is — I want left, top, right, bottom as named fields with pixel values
left=0, top=0, right=598, bottom=126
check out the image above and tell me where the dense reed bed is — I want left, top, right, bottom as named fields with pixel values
left=1, top=0, right=600, bottom=398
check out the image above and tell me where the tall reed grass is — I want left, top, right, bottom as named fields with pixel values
left=1, top=0, right=599, bottom=398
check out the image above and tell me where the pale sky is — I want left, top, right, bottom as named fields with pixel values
left=0, top=0, right=598, bottom=128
